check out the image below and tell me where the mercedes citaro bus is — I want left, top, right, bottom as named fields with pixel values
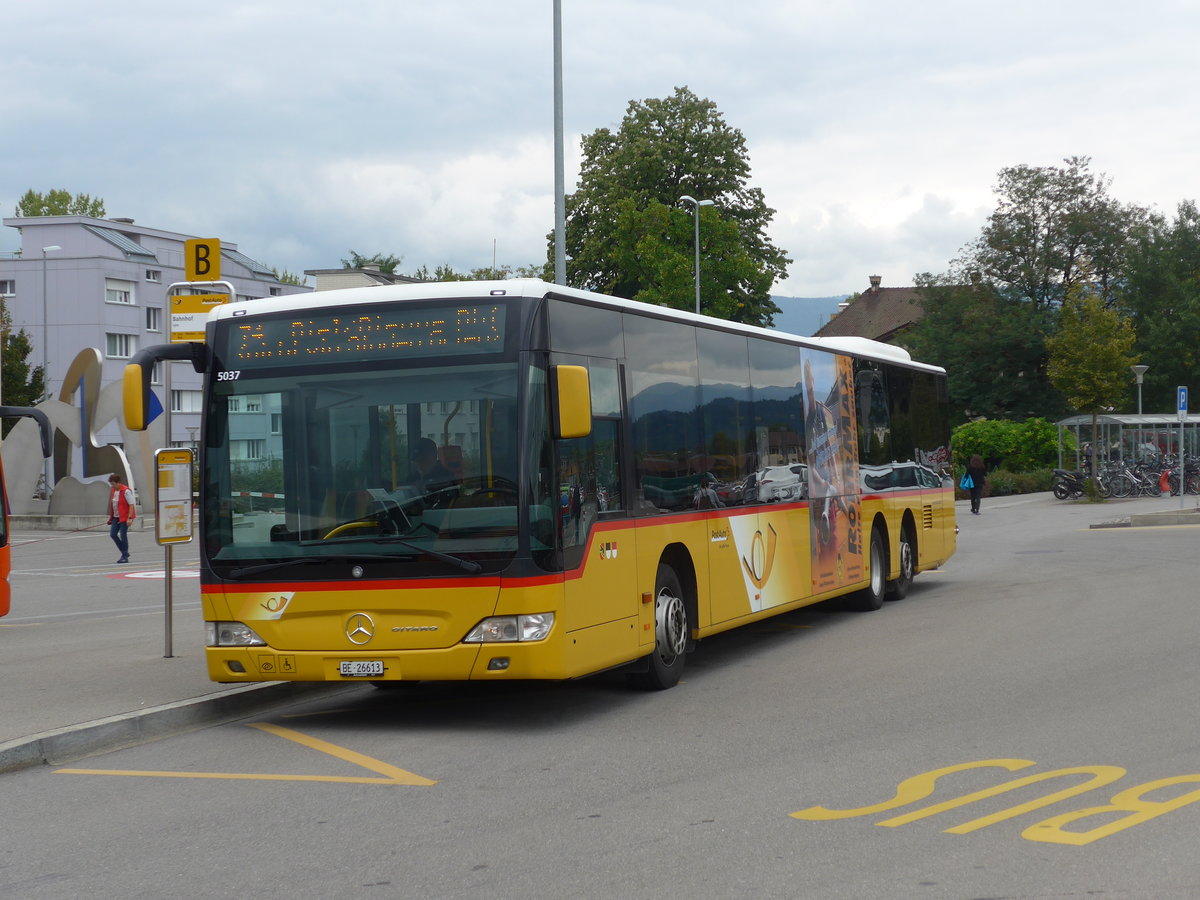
left=124, top=280, right=955, bottom=689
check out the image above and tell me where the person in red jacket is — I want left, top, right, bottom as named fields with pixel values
left=107, top=473, right=137, bottom=563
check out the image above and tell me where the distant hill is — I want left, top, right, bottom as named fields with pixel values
left=768, top=295, right=850, bottom=338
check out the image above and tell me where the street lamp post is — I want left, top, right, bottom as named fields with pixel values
left=1131, top=364, right=1149, bottom=460
left=1131, top=364, right=1148, bottom=415
left=40, top=245, right=61, bottom=500
left=41, top=245, right=61, bottom=400
left=678, top=195, right=714, bottom=314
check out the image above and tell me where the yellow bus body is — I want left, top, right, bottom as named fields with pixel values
left=204, top=488, right=953, bottom=684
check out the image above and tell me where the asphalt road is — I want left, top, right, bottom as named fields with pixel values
left=2, top=492, right=1199, bottom=899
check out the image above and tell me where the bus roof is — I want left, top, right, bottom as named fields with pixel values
left=209, top=279, right=945, bottom=375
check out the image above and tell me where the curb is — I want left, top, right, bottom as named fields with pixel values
left=0, top=681, right=355, bottom=775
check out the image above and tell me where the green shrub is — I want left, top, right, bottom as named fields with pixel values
left=953, top=418, right=1071, bottom=472
left=954, top=467, right=1054, bottom=499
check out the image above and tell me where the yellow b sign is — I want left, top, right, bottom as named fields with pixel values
left=185, top=238, right=221, bottom=282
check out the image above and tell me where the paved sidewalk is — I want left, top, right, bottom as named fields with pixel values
left=0, top=523, right=344, bottom=773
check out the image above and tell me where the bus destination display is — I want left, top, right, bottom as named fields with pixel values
left=227, top=304, right=506, bottom=365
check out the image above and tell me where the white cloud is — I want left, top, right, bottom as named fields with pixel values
left=4, top=0, right=1200, bottom=298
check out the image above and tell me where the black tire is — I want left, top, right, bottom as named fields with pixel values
left=1052, top=482, right=1070, bottom=500
left=886, top=524, right=915, bottom=601
left=630, top=564, right=689, bottom=690
left=846, top=528, right=886, bottom=612
left=1108, top=474, right=1134, bottom=498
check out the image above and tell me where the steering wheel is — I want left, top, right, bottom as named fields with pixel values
left=455, top=476, right=519, bottom=501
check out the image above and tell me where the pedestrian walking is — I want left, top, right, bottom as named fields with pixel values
left=107, top=473, right=137, bottom=563
left=965, top=454, right=987, bottom=515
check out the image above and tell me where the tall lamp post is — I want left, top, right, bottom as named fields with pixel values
left=41, top=245, right=61, bottom=400
left=1131, top=364, right=1149, bottom=460
left=678, top=195, right=714, bottom=314
left=40, top=245, right=61, bottom=499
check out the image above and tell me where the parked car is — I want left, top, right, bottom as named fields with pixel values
left=755, top=464, right=807, bottom=502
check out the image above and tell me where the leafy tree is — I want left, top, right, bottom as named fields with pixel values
left=900, top=275, right=1066, bottom=422
left=14, top=189, right=106, bottom=218
left=272, top=268, right=308, bottom=286
left=341, top=251, right=403, bottom=274
left=558, top=86, right=790, bottom=325
left=1046, top=286, right=1137, bottom=464
left=1121, top=200, right=1200, bottom=413
left=951, top=156, right=1145, bottom=309
left=0, top=301, right=45, bottom=431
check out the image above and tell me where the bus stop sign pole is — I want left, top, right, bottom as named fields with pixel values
left=155, top=448, right=195, bottom=657
left=1179, top=387, right=1189, bottom=511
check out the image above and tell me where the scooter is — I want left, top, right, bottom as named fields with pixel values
left=1052, top=468, right=1108, bottom=500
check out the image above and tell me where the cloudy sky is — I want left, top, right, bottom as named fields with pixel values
left=4, top=0, right=1198, bottom=298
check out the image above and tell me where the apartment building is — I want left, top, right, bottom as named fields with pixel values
left=0, top=215, right=312, bottom=454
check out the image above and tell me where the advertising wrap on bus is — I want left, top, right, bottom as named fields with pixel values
left=123, top=280, right=956, bottom=691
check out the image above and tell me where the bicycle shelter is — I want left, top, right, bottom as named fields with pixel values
left=1056, top=414, right=1200, bottom=471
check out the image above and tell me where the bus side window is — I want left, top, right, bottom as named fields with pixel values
left=557, top=359, right=623, bottom=568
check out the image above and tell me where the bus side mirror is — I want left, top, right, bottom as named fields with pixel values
left=552, top=365, right=592, bottom=439
left=123, top=342, right=209, bottom=431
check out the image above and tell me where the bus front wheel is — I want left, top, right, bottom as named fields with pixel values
left=632, top=564, right=689, bottom=691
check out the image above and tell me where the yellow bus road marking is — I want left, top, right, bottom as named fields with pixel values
left=790, top=758, right=1200, bottom=846
left=0, top=623, right=41, bottom=628
left=55, top=721, right=437, bottom=786
left=52, top=769, right=425, bottom=785
left=246, top=722, right=436, bottom=784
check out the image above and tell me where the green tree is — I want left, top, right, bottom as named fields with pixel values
left=1046, top=286, right=1137, bottom=464
left=0, top=301, right=46, bottom=427
left=341, top=251, right=403, bottom=274
left=272, top=268, right=308, bottom=286
left=559, top=86, right=790, bottom=325
left=900, top=275, right=1066, bottom=422
left=952, top=156, right=1145, bottom=309
left=1121, top=200, right=1200, bottom=413
left=14, top=189, right=106, bottom=218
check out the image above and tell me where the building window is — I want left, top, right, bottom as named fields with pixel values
left=145, top=269, right=162, bottom=282
left=236, top=294, right=258, bottom=303
left=151, top=361, right=162, bottom=385
left=244, top=395, right=262, bottom=413
left=0, top=279, right=15, bottom=297
left=269, top=287, right=282, bottom=296
left=146, top=307, right=162, bottom=332
left=171, top=389, right=202, bottom=412
left=231, top=439, right=265, bottom=460
left=105, top=333, right=136, bottom=359
left=105, top=278, right=134, bottom=305
left=227, top=396, right=242, bottom=413
left=270, top=413, right=282, bottom=434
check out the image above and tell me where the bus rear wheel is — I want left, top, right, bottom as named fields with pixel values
left=631, top=564, right=689, bottom=691
left=886, top=524, right=915, bottom=601
left=846, top=528, right=886, bottom=612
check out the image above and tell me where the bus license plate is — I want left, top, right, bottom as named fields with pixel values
left=339, top=660, right=384, bottom=677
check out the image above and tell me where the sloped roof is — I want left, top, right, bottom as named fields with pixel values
left=82, top=224, right=159, bottom=262
left=814, top=283, right=925, bottom=343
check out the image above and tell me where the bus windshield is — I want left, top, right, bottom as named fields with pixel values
left=204, top=358, right=529, bottom=578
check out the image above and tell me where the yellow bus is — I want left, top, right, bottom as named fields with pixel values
left=125, top=280, right=955, bottom=689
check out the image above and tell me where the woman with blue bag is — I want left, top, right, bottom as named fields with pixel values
left=961, top=454, right=987, bottom=515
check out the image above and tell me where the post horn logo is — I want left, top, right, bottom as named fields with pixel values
left=741, top=523, right=779, bottom=590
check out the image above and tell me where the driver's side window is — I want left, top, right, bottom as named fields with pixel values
left=556, top=359, right=623, bottom=569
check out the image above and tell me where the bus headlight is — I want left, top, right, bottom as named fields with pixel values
left=464, top=613, right=554, bottom=643
left=206, top=621, right=267, bottom=647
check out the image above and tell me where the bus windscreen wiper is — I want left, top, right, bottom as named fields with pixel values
left=228, top=546, right=480, bottom=579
